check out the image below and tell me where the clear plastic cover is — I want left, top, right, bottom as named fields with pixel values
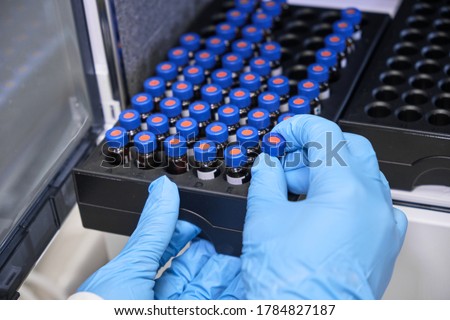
left=0, top=0, right=93, bottom=246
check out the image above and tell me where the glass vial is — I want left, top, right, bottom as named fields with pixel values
left=193, top=140, right=222, bottom=180
left=160, top=97, right=182, bottom=135
left=260, top=41, right=282, bottom=76
left=333, top=20, right=355, bottom=54
left=147, top=113, right=170, bottom=152
left=131, top=93, right=154, bottom=131
left=250, top=57, right=271, bottom=89
left=119, top=109, right=141, bottom=144
left=224, top=145, right=251, bottom=185
left=278, top=112, right=296, bottom=123
left=298, top=80, right=322, bottom=115
left=175, top=117, right=199, bottom=157
left=258, top=91, right=281, bottom=127
left=164, top=135, right=188, bottom=175
left=183, top=65, right=206, bottom=100
left=168, top=47, right=189, bottom=80
left=307, top=63, right=330, bottom=100
left=239, top=72, right=261, bottom=108
left=252, top=10, right=274, bottom=42
left=242, top=25, right=264, bottom=51
left=268, top=75, right=290, bottom=113
left=156, top=61, right=178, bottom=97
left=216, top=22, right=237, bottom=48
left=237, top=125, right=261, bottom=165
left=342, top=7, right=363, bottom=41
left=179, top=32, right=201, bottom=62
left=232, top=39, right=254, bottom=72
left=229, top=88, right=252, bottom=126
left=143, top=76, right=165, bottom=112
left=218, top=104, right=241, bottom=143
left=222, top=52, right=244, bottom=87
left=206, top=122, right=229, bottom=159
left=104, top=127, right=129, bottom=166
left=316, top=48, right=339, bottom=83
left=189, top=101, right=212, bottom=139
left=133, top=131, right=159, bottom=169
left=201, top=84, right=224, bottom=121
left=325, top=34, right=347, bottom=69
left=211, top=69, right=233, bottom=103
left=288, top=95, right=311, bottom=115
left=172, top=81, right=194, bottom=117
left=205, top=36, right=227, bottom=66
left=248, top=108, right=271, bottom=138
left=261, top=132, right=286, bottom=160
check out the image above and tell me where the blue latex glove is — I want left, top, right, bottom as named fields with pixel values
left=78, top=176, right=210, bottom=299
left=241, top=115, right=408, bottom=299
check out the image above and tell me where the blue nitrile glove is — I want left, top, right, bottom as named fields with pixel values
left=155, top=238, right=244, bottom=300
left=241, top=115, right=408, bottom=299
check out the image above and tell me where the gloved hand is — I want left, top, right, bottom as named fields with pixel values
left=78, top=176, right=236, bottom=300
left=241, top=115, right=408, bottom=299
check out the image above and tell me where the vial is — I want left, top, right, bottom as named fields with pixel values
left=307, top=64, right=330, bottom=100
left=224, top=145, right=251, bottom=185
left=250, top=57, right=271, bottom=89
left=325, top=34, right=347, bottom=69
left=189, top=101, right=212, bottom=138
left=211, top=69, right=233, bottom=103
left=268, top=75, right=290, bottom=113
left=258, top=91, right=280, bottom=127
left=172, top=81, right=194, bottom=117
left=288, top=95, right=311, bottom=115
left=262, top=132, right=286, bottom=160
left=175, top=117, right=199, bottom=157
left=193, top=140, right=222, bottom=180
left=131, top=93, right=154, bottom=130
left=298, top=80, right=322, bottom=115
left=216, top=22, right=237, bottom=48
left=239, top=72, right=261, bottom=107
left=160, top=97, right=182, bottom=135
left=156, top=61, right=178, bottom=97
left=168, top=47, right=189, bottom=80
left=278, top=112, right=296, bottom=122
left=164, top=135, right=188, bottom=175
left=261, top=0, right=283, bottom=29
left=119, top=109, right=141, bottom=144
left=205, top=36, right=227, bottom=65
left=236, top=125, right=260, bottom=165
left=133, top=131, right=159, bottom=169
left=235, top=0, right=256, bottom=14
left=333, top=20, right=355, bottom=54
left=248, top=108, right=271, bottom=138
left=194, top=50, right=216, bottom=80
left=316, top=48, right=339, bottom=83
left=205, top=122, right=229, bottom=159
left=232, top=39, right=254, bottom=72
left=147, top=113, right=170, bottom=151
left=104, top=127, right=129, bottom=166
left=183, top=65, right=206, bottom=100
left=260, top=41, right=282, bottom=76
left=201, top=84, right=224, bottom=121
left=218, top=104, right=241, bottom=143
left=229, top=88, right=252, bottom=125
left=143, top=76, right=165, bottom=111
left=226, top=8, right=248, bottom=33
left=342, top=7, right=363, bottom=41
left=222, top=53, right=244, bottom=87
left=252, top=10, right=273, bottom=41
left=242, top=25, right=264, bottom=51
left=179, top=32, right=201, bottom=61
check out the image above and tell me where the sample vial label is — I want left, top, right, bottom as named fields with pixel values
left=279, top=102, right=289, bottom=113
left=226, top=174, right=246, bottom=185
left=319, top=89, right=330, bottom=100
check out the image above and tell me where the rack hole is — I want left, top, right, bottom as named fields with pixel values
left=446, top=65, right=450, bottom=76
left=434, top=18, right=450, bottom=32
left=407, top=15, right=431, bottom=28
left=387, top=56, right=412, bottom=70
left=428, top=110, right=450, bottom=126
left=289, top=79, right=298, bottom=96
left=394, top=42, right=419, bottom=56
left=279, top=34, right=302, bottom=48
left=320, top=11, right=341, bottom=24
left=409, top=75, right=435, bottom=89
left=294, top=8, right=317, bottom=21
left=439, top=79, right=450, bottom=93
left=366, top=103, right=391, bottom=118
left=285, top=21, right=310, bottom=35
left=397, top=106, right=423, bottom=122
left=403, top=90, right=428, bottom=105
left=434, top=94, right=450, bottom=109
left=441, top=6, right=450, bottom=18
left=287, top=65, right=308, bottom=81
left=373, top=86, right=399, bottom=102
left=416, top=60, right=441, bottom=74
left=200, top=25, right=217, bottom=39
left=380, top=71, right=406, bottom=86
left=295, top=50, right=316, bottom=65
left=400, top=29, right=425, bottom=42
left=312, top=23, right=333, bottom=37
left=303, top=37, right=324, bottom=51
left=428, top=32, right=450, bottom=45
left=422, top=46, right=447, bottom=59
left=280, top=47, right=294, bottom=63
left=413, top=3, right=436, bottom=15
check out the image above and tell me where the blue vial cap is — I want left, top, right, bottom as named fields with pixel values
left=316, top=48, right=338, bottom=68
left=105, top=127, right=128, bottom=148
left=232, top=39, right=253, bottom=60
left=289, top=95, right=311, bottom=115
left=226, top=9, right=247, bottom=27
left=252, top=10, right=273, bottom=30
left=206, top=122, right=228, bottom=144
left=189, top=101, right=211, bottom=123
left=216, top=22, right=236, bottom=41
left=237, top=125, right=259, bottom=148
left=201, top=84, right=223, bottom=104
left=194, top=50, right=216, bottom=70
left=183, top=65, right=205, bottom=85
left=119, top=109, right=141, bottom=131
left=194, top=140, right=217, bottom=163
left=307, top=63, right=329, bottom=83
left=147, top=113, right=169, bottom=135
left=242, top=25, right=263, bottom=44
left=211, top=69, right=233, bottom=90
left=160, top=97, right=182, bottom=118
left=172, top=81, right=194, bottom=101
left=268, top=75, right=289, bottom=96
left=342, top=7, right=362, bottom=25
left=325, top=34, right=346, bottom=53
left=131, top=93, right=154, bottom=114
left=175, top=117, right=199, bottom=140
left=225, top=145, right=248, bottom=168
left=258, top=91, right=280, bottom=113
left=250, top=57, right=271, bottom=77
left=134, top=131, right=157, bottom=154
left=261, top=1, right=282, bottom=17
left=164, top=135, right=187, bottom=158
left=218, top=104, right=240, bottom=126
left=168, top=47, right=189, bottom=67
left=239, top=72, right=261, bottom=92
left=235, top=0, right=256, bottom=13
left=298, top=79, right=320, bottom=99
left=156, top=61, right=177, bottom=81
left=262, top=132, right=286, bottom=157
left=143, top=77, right=165, bottom=97
left=229, top=88, right=251, bottom=109
left=205, top=36, right=227, bottom=56
left=222, top=53, right=244, bottom=72
left=260, top=41, right=282, bottom=61
left=333, top=20, right=354, bottom=38
left=179, top=32, right=201, bottom=52
left=248, top=108, right=270, bottom=130
left=278, top=112, right=296, bottom=123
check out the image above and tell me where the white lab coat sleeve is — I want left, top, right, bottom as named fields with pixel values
left=68, top=292, right=103, bottom=300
